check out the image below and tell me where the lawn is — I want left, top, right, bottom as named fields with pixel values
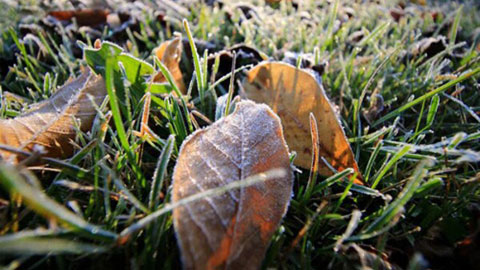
left=0, top=0, right=479, bottom=269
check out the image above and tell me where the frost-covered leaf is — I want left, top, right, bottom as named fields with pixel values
left=0, top=69, right=106, bottom=162
left=242, top=62, right=362, bottom=183
left=172, top=100, right=293, bottom=270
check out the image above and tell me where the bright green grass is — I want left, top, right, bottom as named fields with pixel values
left=0, top=0, right=479, bottom=269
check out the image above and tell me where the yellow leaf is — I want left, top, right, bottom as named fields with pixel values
left=242, top=62, right=363, bottom=184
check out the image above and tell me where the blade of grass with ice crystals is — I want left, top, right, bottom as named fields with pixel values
left=321, top=158, right=383, bottom=197
left=364, top=141, right=383, bottom=183
left=99, top=162, right=149, bottom=214
left=374, top=66, right=480, bottom=126
left=320, top=0, right=339, bottom=52
left=0, top=233, right=107, bottom=255
left=149, top=135, right=175, bottom=210
left=371, top=145, right=412, bottom=189
left=155, top=58, right=193, bottom=133
left=449, top=5, right=463, bottom=47
left=183, top=20, right=204, bottom=97
left=365, top=160, right=431, bottom=234
left=313, top=168, right=354, bottom=195
left=0, top=163, right=117, bottom=241
left=224, top=52, right=237, bottom=116
left=414, top=177, right=443, bottom=198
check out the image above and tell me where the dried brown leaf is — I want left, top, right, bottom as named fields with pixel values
left=48, top=9, right=110, bottom=27
left=172, top=100, right=293, bottom=270
left=153, top=37, right=187, bottom=94
left=0, top=69, right=106, bottom=163
left=242, top=62, right=362, bottom=184
left=411, top=36, right=447, bottom=59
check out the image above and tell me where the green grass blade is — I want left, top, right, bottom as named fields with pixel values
left=149, top=135, right=175, bottom=210
left=426, top=94, right=440, bottom=126
left=224, top=52, right=237, bottom=117
left=321, top=0, right=339, bottom=52
left=449, top=5, right=463, bottom=47
left=365, top=160, right=431, bottom=233
left=183, top=19, right=204, bottom=95
left=371, top=145, right=412, bottom=189
left=364, top=141, right=383, bottom=183
left=313, top=168, right=354, bottom=194
left=0, top=236, right=107, bottom=255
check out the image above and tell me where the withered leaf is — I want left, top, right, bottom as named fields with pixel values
left=0, top=69, right=106, bottom=163
left=411, top=36, right=447, bottom=59
left=172, top=100, right=293, bottom=270
left=48, top=9, right=110, bottom=27
left=153, top=37, right=187, bottom=94
left=242, top=62, right=362, bottom=183
left=390, top=7, right=406, bottom=22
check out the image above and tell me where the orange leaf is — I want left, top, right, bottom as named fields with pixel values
left=242, top=62, right=363, bottom=184
left=0, top=69, right=106, bottom=163
left=172, top=100, right=293, bottom=269
left=153, top=37, right=187, bottom=94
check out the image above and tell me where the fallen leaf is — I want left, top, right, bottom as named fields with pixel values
left=242, top=62, right=362, bottom=183
left=0, top=69, right=106, bottom=163
left=390, top=8, right=406, bottom=22
left=172, top=100, right=293, bottom=270
left=348, top=30, right=366, bottom=44
left=411, top=36, right=447, bottom=59
left=153, top=37, right=187, bottom=94
left=48, top=9, right=110, bottom=27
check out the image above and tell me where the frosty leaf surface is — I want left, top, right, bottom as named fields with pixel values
left=0, top=69, right=106, bottom=162
left=172, top=100, right=293, bottom=270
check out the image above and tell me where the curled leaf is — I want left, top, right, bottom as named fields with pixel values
left=242, top=62, right=362, bottom=183
left=0, top=69, right=106, bottom=162
left=153, top=37, right=187, bottom=94
left=172, top=100, right=293, bottom=269
left=411, top=36, right=447, bottom=59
